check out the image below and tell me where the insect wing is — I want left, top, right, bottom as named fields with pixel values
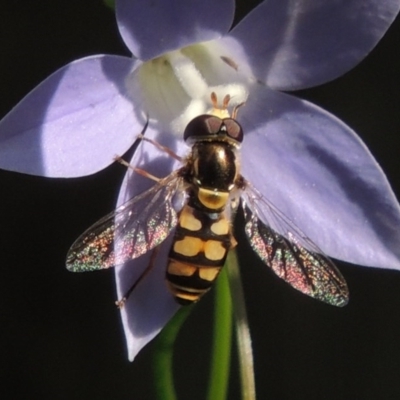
left=66, top=172, right=183, bottom=272
left=241, top=181, right=349, bottom=307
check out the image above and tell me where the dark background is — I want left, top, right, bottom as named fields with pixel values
left=1, top=1, right=400, bottom=399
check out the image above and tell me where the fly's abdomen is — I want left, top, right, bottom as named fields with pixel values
left=167, top=204, right=231, bottom=305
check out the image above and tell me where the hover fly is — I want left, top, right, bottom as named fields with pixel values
left=66, top=93, right=349, bottom=307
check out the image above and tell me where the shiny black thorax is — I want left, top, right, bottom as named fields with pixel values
left=183, top=141, right=238, bottom=210
left=192, top=141, right=237, bottom=190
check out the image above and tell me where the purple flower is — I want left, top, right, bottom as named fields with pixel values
left=1, top=0, right=400, bottom=360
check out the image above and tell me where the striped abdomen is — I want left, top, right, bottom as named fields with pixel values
left=166, top=202, right=232, bottom=305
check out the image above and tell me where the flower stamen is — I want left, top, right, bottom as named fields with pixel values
left=166, top=51, right=208, bottom=99
left=128, top=44, right=249, bottom=134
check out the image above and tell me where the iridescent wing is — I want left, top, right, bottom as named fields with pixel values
left=240, top=179, right=349, bottom=307
left=66, top=171, right=184, bottom=272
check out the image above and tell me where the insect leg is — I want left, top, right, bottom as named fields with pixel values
left=113, top=155, right=161, bottom=182
left=115, top=246, right=161, bottom=309
left=114, top=128, right=183, bottom=182
left=136, top=134, right=183, bottom=162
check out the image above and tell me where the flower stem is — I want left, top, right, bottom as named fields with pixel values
left=103, top=0, right=115, bottom=10
left=206, top=267, right=233, bottom=400
left=152, top=305, right=194, bottom=400
left=226, top=250, right=256, bottom=400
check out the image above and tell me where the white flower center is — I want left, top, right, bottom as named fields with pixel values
left=125, top=41, right=249, bottom=135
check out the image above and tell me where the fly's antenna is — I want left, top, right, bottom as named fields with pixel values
left=222, top=94, right=231, bottom=109
left=232, top=101, right=245, bottom=119
left=210, top=92, right=245, bottom=120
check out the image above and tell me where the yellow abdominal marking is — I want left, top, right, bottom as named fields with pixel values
left=168, top=260, right=196, bottom=276
left=199, top=267, right=221, bottom=281
left=174, top=237, right=203, bottom=257
left=204, top=240, right=226, bottom=260
left=210, top=218, right=229, bottom=235
left=168, top=260, right=221, bottom=282
left=173, top=237, right=227, bottom=260
left=172, top=288, right=205, bottom=301
left=168, top=259, right=197, bottom=276
left=172, top=285, right=205, bottom=294
left=179, top=206, right=202, bottom=231
left=198, top=188, right=229, bottom=209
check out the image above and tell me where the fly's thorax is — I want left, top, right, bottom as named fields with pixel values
left=191, top=141, right=239, bottom=190
left=185, top=141, right=240, bottom=212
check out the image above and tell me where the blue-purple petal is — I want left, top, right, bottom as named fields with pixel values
left=228, top=0, right=400, bottom=90
left=115, top=240, right=180, bottom=361
left=240, top=85, right=400, bottom=268
left=0, top=55, right=142, bottom=177
left=115, top=125, right=188, bottom=360
left=116, top=0, right=235, bottom=60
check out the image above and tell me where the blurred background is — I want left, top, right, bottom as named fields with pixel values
left=1, top=1, right=400, bottom=399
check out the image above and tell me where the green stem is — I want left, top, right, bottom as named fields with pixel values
left=102, top=0, right=115, bottom=10
left=206, top=267, right=233, bottom=400
left=226, top=250, right=256, bottom=400
left=152, top=306, right=194, bottom=400
left=152, top=250, right=254, bottom=400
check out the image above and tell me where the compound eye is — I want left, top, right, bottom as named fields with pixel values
left=223, top=118, right=244, bottom=143
left=184, top=115, right=223, bottom=142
